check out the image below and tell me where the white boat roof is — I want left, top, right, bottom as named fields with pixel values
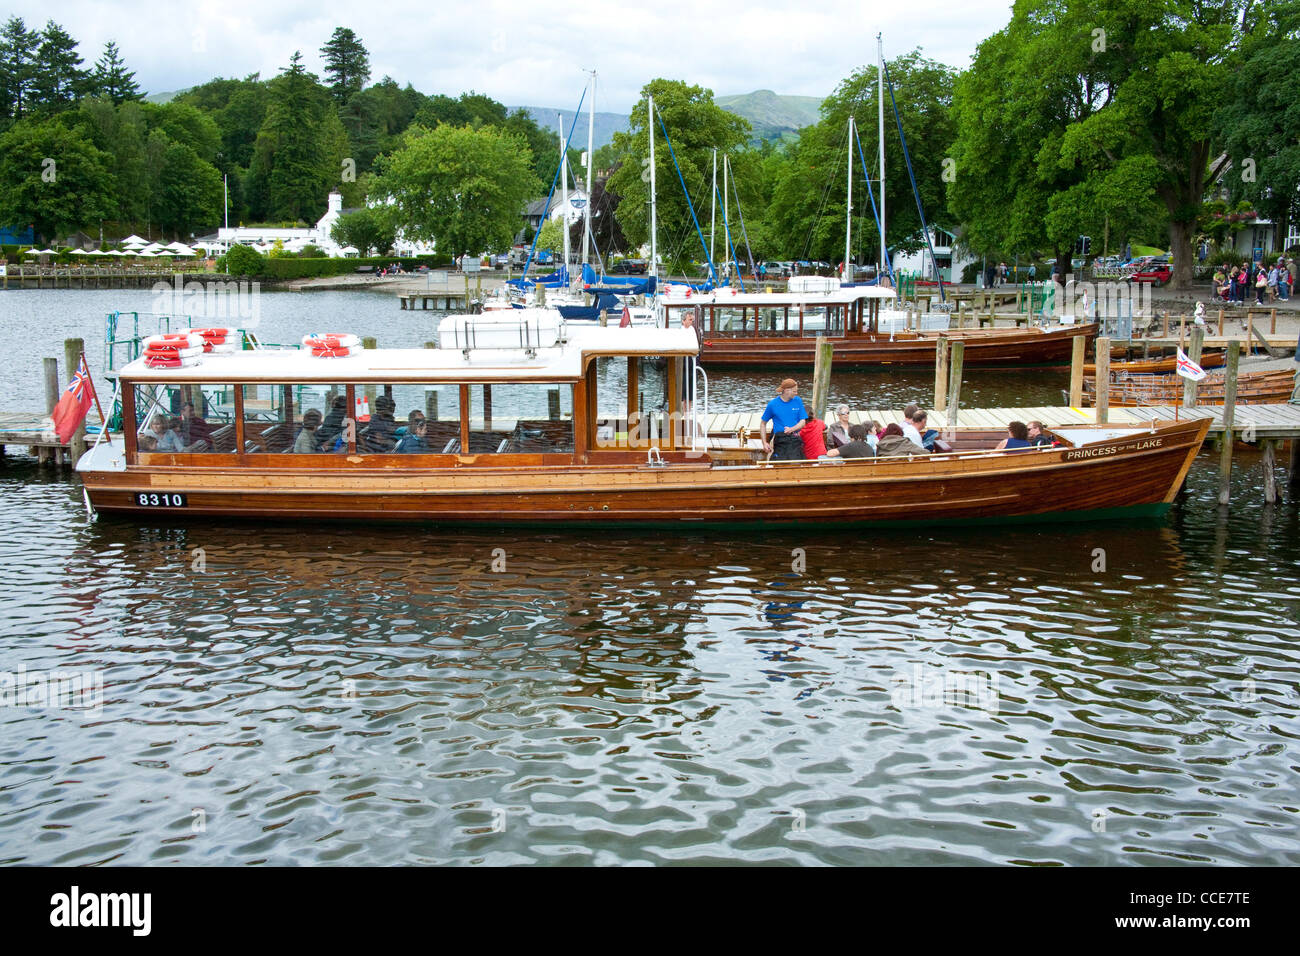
left=119, top=325, right=701, bottom=385
left=661, top=286, right=897, bottom=306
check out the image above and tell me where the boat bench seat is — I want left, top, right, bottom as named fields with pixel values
left=508, top=420, right=574, bottom=453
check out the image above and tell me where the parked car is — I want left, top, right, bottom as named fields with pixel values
left=1128, top=264, right=1173, bottom=286
left=759, top=261, right=790, bottom=278
left=618, top=258, right=648, bottom=275
left=492, top=254, right=509, bottom=268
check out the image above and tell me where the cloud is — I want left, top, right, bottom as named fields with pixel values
left=6, top=0, right=1010, bottom=110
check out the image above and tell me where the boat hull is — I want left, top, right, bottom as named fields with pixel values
left=697, top=324, right=1096, bottom=369
left=83, top=419, right=1208, bottom=528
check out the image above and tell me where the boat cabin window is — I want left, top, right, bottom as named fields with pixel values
left=134, top=382, right=237, bottom=454
left=462, top=383, right=574, bottom=454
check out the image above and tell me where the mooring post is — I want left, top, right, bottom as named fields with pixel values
left=1183, top=324, right=1205, bottom=408
left=946, top=340, right=965, bottom=427
left=1218, top=342, right=1240, bottom=505
left=811, top=335, right=833, bottom=422
left=1069, top=335, right=1085, bottom=407
left=63, top=339, right=86, bottom=464
left=1217, top=308, right=1224, bottom=336
left=1289, top=439, right=1300, bottom=492
left=1094, top=335, right=1110, bottom=424
left=1270, top=308, right=1276, bottom=335
left=1263, top=440, right=1278, bottom=504
left=934, top=334, right=949, bottom=411
left=40, top=357, right=59, bottom=466
left=548, top=388, right=561, bottom=421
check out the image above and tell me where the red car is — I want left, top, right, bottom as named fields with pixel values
left=1128, top=264, right=1172, bottom=286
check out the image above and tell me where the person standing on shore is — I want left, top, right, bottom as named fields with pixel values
left=761, top=378, right=808, bottom=462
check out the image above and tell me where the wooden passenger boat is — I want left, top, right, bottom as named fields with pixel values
left=658, top=284, right=1096, bottom=369
left=1084, top=366, right=1296, bottom=407
left=1084, top=351, right=1228, bottom=376
left=78, top=313, right=1206, bottom=527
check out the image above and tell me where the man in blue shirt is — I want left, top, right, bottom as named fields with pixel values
left=761, top=378, right=808, bottom=461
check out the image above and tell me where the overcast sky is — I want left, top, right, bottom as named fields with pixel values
left=8, top=0, right=1013, bottom=111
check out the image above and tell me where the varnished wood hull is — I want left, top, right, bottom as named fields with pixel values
left=1084, top=351, right=1228, bottom=376
left=83, top=419, right=1207, bottom=528
left=697, top=324, right=1096, bottom=368
left=1085, top=369, right=1295, bottom=406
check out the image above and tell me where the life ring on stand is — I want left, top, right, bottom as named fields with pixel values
left=310, top=345, right=357, bottom=358
left=144, top=332, right=202, bottom=350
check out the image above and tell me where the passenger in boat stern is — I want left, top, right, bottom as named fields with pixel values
left=762, top=378, right=808, bottom=461
left=877, top=423, right=928, bottom=458
left=180, top=403, right=213, bottom=450
left=800, top=412, right=829, bottom=460
left=150, top=414, right=185, bottom=452
left=1027, top=420, right=1054, bottom=447
left=901, top=405, right=922, bottom=447
left=996, top=421, right=1033, bottom=452
left=824, top=423, right=875, bottom=459
left=294, top=409, right=323, bottom=453
left=827, top=405, right=852, bottom=449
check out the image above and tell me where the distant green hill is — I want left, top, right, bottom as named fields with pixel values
left=144, top=90, right=181, bottom=104
left=510, top=107, right=627, bottom=151
left=716, top=90, right=823, bottom=142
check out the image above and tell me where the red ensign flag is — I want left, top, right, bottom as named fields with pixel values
left=51, top=357, right=95, bottom=443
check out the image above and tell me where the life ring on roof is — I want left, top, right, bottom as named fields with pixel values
left=302, top=333, right=360, bottom=350
left=144, top=332, right=202, bottom=350
left=310, top=345, right=357, bottom=358
left=143, top=343, right=204, bottom=359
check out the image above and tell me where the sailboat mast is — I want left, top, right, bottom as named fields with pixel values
left=559, top=119, right=570, bottom=283
left=583, top=70, right=595, bottom=270
left=709, top=148, right=717, bottom=268
left=877, top=34, right=887, bottom=278
left=846, top=115, right=854, bottom=282
left=648, top=94, right=657, bottom=286
left=722, top=153, right=729, bottom=281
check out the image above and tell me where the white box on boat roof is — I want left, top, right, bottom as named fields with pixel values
left=788, top=276, right=839, bottom=294
left=438, top=310, right=563, bottom=351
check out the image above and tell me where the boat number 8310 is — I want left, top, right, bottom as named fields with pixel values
left=135, top=492, right=187, bottom=507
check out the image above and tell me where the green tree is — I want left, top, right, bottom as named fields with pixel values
left=0, top=117, right=115, bottom=240
left=606, top=79, right=752, bottom=266
left=369, top=123, right=538, bottom=257
left=91, top=41, right=141, bottom=104
left=248, top=52, right=341, bottom=221
left=220, top=243, right=265, bottom=276
left=535, top=216, right=563, bottom=254
left=320, top=27, right=370, bottom=103
left=0, top=17, right=40, bottom=124
left=153, top=101, right=222, bottom=164
left=1217, top=0, right=1300, bottom=248
left=330, top=206, right=395, bottom=256
left=156, top=141, right=222, bottom=235
left=31, top=21, right=88, bottom=113
left=767, top=51, right=956, bottom=264
left=80, top=96, right=150, bottom=223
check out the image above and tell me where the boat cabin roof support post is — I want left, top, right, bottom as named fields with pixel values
left=665, top=358, right=679, bottom=451
left=627, top=356, right=639, bottom=445
left=573, top=368, right=590, bottom=461
left=233, top=386, right=246, bottom=458
left=123, top=383, right=138, bottom=463
left=459, top=384, right=470, bottom=453
left=344, top=385, right=356, bottom=454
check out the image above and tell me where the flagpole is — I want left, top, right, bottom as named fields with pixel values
left=80, top=352, right=107, bottom=427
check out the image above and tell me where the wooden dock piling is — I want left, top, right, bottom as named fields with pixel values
left=41, top=358, right=59, bottom=466
left=946, top=340, right=965, bottom=427
left=1069, top=336, right=1085, bottom=407
left=1094, top=336, right=1110, bottom=424
left=63, top=339, right=86, bottom=463
left=934, top=335, right=949, bottom=411
left=1218, top=342, right=1240, bottom=505
left=810, top=335, right=833, bottom=421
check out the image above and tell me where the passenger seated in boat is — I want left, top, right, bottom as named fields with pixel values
left=826, top=405, right=852, bottom=449
left=901, top=404, right=922, bottom=446
left=294, top=409, right=323, bottom=453
left=799, top=413, right=828, bottom=460
left=396, top=409, right=425, bottom=439
left=395, top=417, right=428, bottom=453
left=865, top=421, right=882, bottom=452
left=138, top=433, right=158, bottom=452
left=180, top=403, right=213, bottom=450
left=877, top=422, right=927, bottom=457
left=909, top=410, right=939, bottom=450
left=149, top=414, right=185, bottom=452
left=996, top=421, right=1032, bottom=451
left=364, top=395, right=398, bottom=453
left=316, top=395, right=348, bottom=449
left=1027, top=420, right=1054, bottom=447
left=824, top=423, right=874, bottom=458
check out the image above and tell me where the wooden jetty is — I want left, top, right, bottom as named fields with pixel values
left=398, top=292, right=471, bottom=311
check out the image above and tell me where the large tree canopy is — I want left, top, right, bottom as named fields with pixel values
left=369, top=123, right=539, bottom=257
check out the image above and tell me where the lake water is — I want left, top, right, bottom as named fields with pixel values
left=1, top=288, right=1297, bottom=865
